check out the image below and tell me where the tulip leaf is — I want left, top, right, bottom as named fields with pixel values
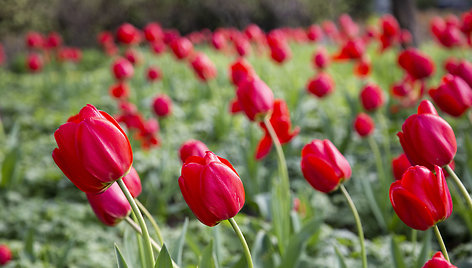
left=1, top=147, right=19, bottom=188
left=252, top=231, right=276, bottom=268
left=154, top=245, right=173, bottom=268
left=171, top=217, right=188, bottom=266
left=114, top=244, right=129, bottom=268
left=414, top=229, right=432, bottom=268
left=278, top=217, right=321, bottom=268
left=334, top=245, right=348, bottom=268
left=229, top=255, right=246, bottom=268
left=199, top=240, right=218, bottom=268
left=360, top=176, right=387, bottom=231
left=23, top=227, right=35, bottom=262
left=390, top=236, right=406, bottom=268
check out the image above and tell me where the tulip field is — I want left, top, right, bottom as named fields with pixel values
left=2, top=12, right=472, bottom=268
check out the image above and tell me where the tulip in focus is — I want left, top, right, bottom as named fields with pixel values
left=236, top=77, right=274, bottom=121
left=307, top=72, right=335, bottom=98
left=0, top=244, right=12, bottom=265
left=179, top=139, right=209, bottom=163
left=422, top=252, right=457, bottom=268
left=152, top=94, right=173, bottom=118
left=86, top=182, right=132, bottom=226
left=389, top=165, right=452, bottom=230
left=179, top=151, right=245, bottom=226
left=429, top=74, right=472, bottom=117
left=353, top=113, right=375, bottom=137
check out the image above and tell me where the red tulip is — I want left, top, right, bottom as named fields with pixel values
left=26, top=32, right=44, bottom=49
left=46, top=32, right=62, bottom=49
left=143, top=22, right=163, bottom=42
left=236, top=77, right=274, bottom=121
left=306, top=25, right=323, bottom=42
left=338, top=14, right=359, bottom=39
left=135, top=118, right=160, bottom=150
left=27, top=53, right=43, bottom=72
left=152, top=94, right=173, bottom=117
left=360, top=83, right=385, bottom=111
left=170, top=37, right=193, bottom=60
left=57, top=47, right=82, bottom=63
left=460, top=11, right=472, bottom=35
left=389, top=165, right=452, bottom=230
left=446, top=60, right=472, bottom=89
left=270, top=44, right=292, bottom=64
left=391, top=81, right=413, bottom=98
left=229, top=98, right=242, bottom=114
left=147, top=66, right=162, bottom=82
left=255, top=99, right=300, bottom=160
left=116, top=23, right=141, bottom=45
left=333, top=39, right=365, bottom=61
left=306, top=72, right=335, bottom=98
left=211, top=31, right=227, bottom=50
left=322, top=20, right=340, bottom=42
left=398, top=100, right=456, bottom=170
left=190, top=53, right=217, bottom=81
left=86, top=182, right=131, bottom=226
left=233, top=36, right=250, bottom=57
left=179, top=151, right=245, bottom=226
left=392, top=153, right=411, bottom=181
left=98, top=31, right=114, bottom=46
left=400, top=29, right=413, bottom=46
left=0, top=244, right=12, bottom=265
left=312, top=47, right=330, bottom=70
left=353, top=113, right=375, bottom=137
left=124, top=48, right=141, bottom=65
left=52, top=104, right=133, bottom=193
left=398, top=48, right=435, bottom=80
left=379, top=14, right=400, bottom=51
left=109, top=82, right=129, bottom=99
left=123, top=166, right=142, bottom=198
left=429, top=75, right=472, bottom=117
left=229, top=58, right=255, bottom=86
left=431, top=17, right=463, bottom=48
left=422, top=252, right=457, bottom=268
left=150, top=40, right=166, bottom=55
left=300, top=139, right=352, bottom=193
left=112, top=58, right=134, bottom=80
left=179, top=139, right=209, bottom=163
left=354, top=57, right=371, bottom=77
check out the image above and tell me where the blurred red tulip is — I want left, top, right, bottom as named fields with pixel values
left=0, top=244, right=12, bottom=265
left=124, top=48, right=142, bottom=65
left=429, top=74, right=472, bottom=117
left=333, top=39, right=365, bottom=61
left=307, top=72, right=335, bottom=98
left=306, top=24, right=323, bottom=42
left=170, top=37, right=193, bottom=60
left=312, top=47, right=330, bottom=70
left=190, top=53, right=217, bottom=81
left=112, top=58, right=134, bottom=80
left=446, top=60, right=472, bottom=88
left=179, top=139, right=209, bottom=163
left=150, top=40, right=166, bottom=55
left=229, top=58, right=256, bottom=86
left=57, top=47, right=82, bottom=63
left=422, top=252, right=457, bottom=268
left=398, top=48, right=434, bottom=80
left=360, top=83, right=385, bottom=111
left=143, top=22, right=163, bottom=42
left=27, top=53, right=43, bottom=72
left=46, top=32, right=62, bottom=49
left=26, top=32, right=44, bottom=49
left=147, top=66, right=162, bottom=82
left=354, top=57, right=371, bottom=77
left=152, top=94, right=173, bottom=118
left=116, top=23, right=141, bottom=45
left=86, top=182, right=131, bottom=226
left=353, top=113, right=375, bottom=137
left=236, top=77, right=274, bottom=121
left=109, top=82, right=129, bottom=99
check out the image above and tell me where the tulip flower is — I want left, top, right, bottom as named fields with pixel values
left=397, top=100, right=456, bottom=169
left=150, top=40, right=166, bottom=55
left=270, top=44, right=292, bottom=64
left=392, top=153, right=411, bottom=181
left=46, top=32, right=62, bottom=49
left=116, top=23, right=141, bottom=45
left=0, top=244, right=11, bottom=265
left=229, top=58, right=256, bottom=86
left=332, top=39, right=365, bottom=61
left=306, top=24, right=323, bottom=42
left=143, top=22, right=163, bottom=42
left=429, top=75, right=472, bottom=117
left=391, top=81, right=413, bottom=98
left=446, top=60, right=472, bottom=89
left=135, top=118, right=160, bottom=150
left=300, top=139, right=352, bottom=193
left=379, top=14, right=400, bottom=51
left=25, top=32, right=44, bottom=49
left=398, top=48, right=434, bottom=80
left=152, top=94, right=172, bottom=118
left=353, top=113, right=374, bottom=137
left=211, top=31, right=227, bottom=50
left=147, top=66, right=162, bottom=82
left=86, top=182, right=132, bottom=226
left=422, top=252, right=457, bottom=268
left=233, top=35, right=251, bottom=57
left=354, top=57, right=371, bottom=77
left=236, top=77, right=274, bottom=121
left=124, top=48, right=141, bottom=65
left=57, top=47, right=82, bottom=63
left=52, top=104, right=133, bottom=193
left=360, top=83, right=385, bottom=111
left=123, top=166, right=142, bottom=198
left=190, top=53, right=217, bottom=81
left=27, top=53, right=43, bottom=72
left=307, top=72, right=335, bottom=98
left=255, top=99, right=300, bottom=160
left=170, top=37, right=193, bottom=60
left=179, top=139, right=209, bottom=163
left=112, top=58, right=134, bottom=81
left=109, top=83, right=129, bottom=99
left=312, top=47, right=330, bottom=70
left=390, top=165, right=452, bottom=231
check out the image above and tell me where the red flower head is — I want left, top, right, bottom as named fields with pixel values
left=391, top=80, right=413, bottom=98
left=27, top=53, right=43, bottom=72
left=398, top=48, right=435, bottom=80
left=179, top=139, right=209, bottom=163
left=211, top=31, right=227, bottom=50
left=52, top=104, right=133, bottom=193
left=98, top=31, right=114, bottom=46
left=147, top=66, right=162, bottom=82
left=429, top=74, right=472, bottom=117
left=353, top=113, right=375, bottom=137
left=460, top=11, right=472, bottom=35
left=301, top=139, right=352, bottom=193
left=360, top=83, right=385, bottom=111
left=389, top=165, right=453, bottom=230
left=270, top=43, right=292, bottom=64
left=179, top=151, right=245, bottom=226
left=112, top=58, right=134, bottom=81
left=354, top=57, right=372, bottom=77
left=116, top=23, right=141, bottom=45
left=236, top=77, right=274, bottom=121
left=446, top=60, right=472, bottom=88
left=26, top=32, right=44, bottom=49
left=152, top=94, right=173, bottom=118
left=430, top=17, right=463, bottom=48
left=150, top=40, right=166, bottom=55
left=338, top=14, right=359, bottom=39
left=229, top=58, right=256, bottom=86
left=170, top=37, right=193, bottom=60
left=312, top=47, right=330, bottom=70
left=379, top=14, right=400, bottom=51
left=86, top=182, right=131, bottom=226
left=255, top=99, right=300, bottom=160
left=233, top=35, right=251, bottom=57
left=57, top=47, right=82, bottom=63
left=398, top=100, right=457, bottom=169
left=0, top=244, right=12, bottom=265
left=306, top=25, right=323, bottom=42
left=109, top=82, right=129, bottom=99
left=190, top=53, right=217, bottom=81
left=307, top=72, right=335, bottom=98
left=392, top=153, right=411, bottom=181
left=135, top=118, right=160, bottom=150
left=124, top=48, right=142, bottom=65
left=333, top=39, right=365, bottom=61
left=143, top=22, right=163, bottom=42
left=46, top=32, right=62, bottom=49
left=422, top=252, right=457, bottom=268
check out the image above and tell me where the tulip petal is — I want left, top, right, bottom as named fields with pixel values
left=301, top=155, right=342, bottom=193
left=255, top=134, right=273, bottom=160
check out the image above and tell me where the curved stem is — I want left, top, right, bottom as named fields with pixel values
left=228, top=218, right=253, bottom=268
left=118, top=178, right=155, bottom=267
left=433, top=225, right=450, bottom=262
left=445, top=165, right=472, bottom=211
left=136, top=199, right=164, bottom=245
left=340, top=184, right=367, bottom=268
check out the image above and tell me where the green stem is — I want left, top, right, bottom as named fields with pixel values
left=433, top=225, right=450, bottom=263
left=411, top=229, right=417, bottom=254
left=228, top=218, right=253, bottom=268
left=340, top=185, right=367, bottom=268
left=136, top=199, right=164, bottom=245
left=132, top=213, right=146, bottom=267
left=118, top=178, right=155, bottom=267
left=445, top=165, right=472, bottom=211
left=367, top=136, right=386, bottom=186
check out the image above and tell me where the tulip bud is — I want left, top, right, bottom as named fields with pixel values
left=86, top=182, right=131, bottom=226
left=109, top=82, right=129, bottom=99
left=270, top=44, right=292, bottom=64
left=236, top=77, right=274, bottom=121
left=306, top=25, right=323, bottom=42
left=398, top=100, right=457, bottom=169
left=300, top=139, right=352, bottom=193
left=112, top=58, right=134, bottom=81
left=143, top=22, right=163, bottom=42
left=429, top=75, right=472, bottom=117
left=179, top=139, right=209, bottom=163
left=116, top=23, right=141, bottom=45
left=389, top=165, right=453, bottom=230
left=398, top=48, right=434, bottom=80
left=26, top=32, right=44, bottom=49
left=152, top=94, right=173, bottom=118
left=360, top=83, right=385, bottom=111
left=170, top=37, right=193, bottom=60
left=52, top=104, right=133, bottom=193
left=312, top=47, right=329, bottom=70
left=27, top=53, right=43, bottom=72
left=229, top=58, right=255, bottom=86
left=147, top=66, right=162, bottom=82
left=306, top=72, right=335, bottom=98
left=422, top=252, right=457, bottom=268
left=179, top=151, right=245, bottom=226
left=190, top=53, right=217, bottom=81
left=0, top=244, right=12, bottom=265
left=353, top=113, right=375, bottom=137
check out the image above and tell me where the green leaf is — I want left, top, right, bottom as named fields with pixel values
left=114, top=244, right=129, bottom=268
left=414, top=229, right=432, bottom=268
left=334, top=245, right=348, bottom=268
left=390, top=236, right=406, bottom=268
left=171, top=217, right=188, bottom=266
left=1, top=147, right=19, bottom=188
left=155, top=245, right=173, bottom=268
left=199, top=240, right=218, bottom=268
left=279, top=217, right=321, bottom=268
left=24, top=227, right=35, bottom=262
left=252, top=231, right=275, bottom=268
left=360, top=176, right=387, bottom=231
